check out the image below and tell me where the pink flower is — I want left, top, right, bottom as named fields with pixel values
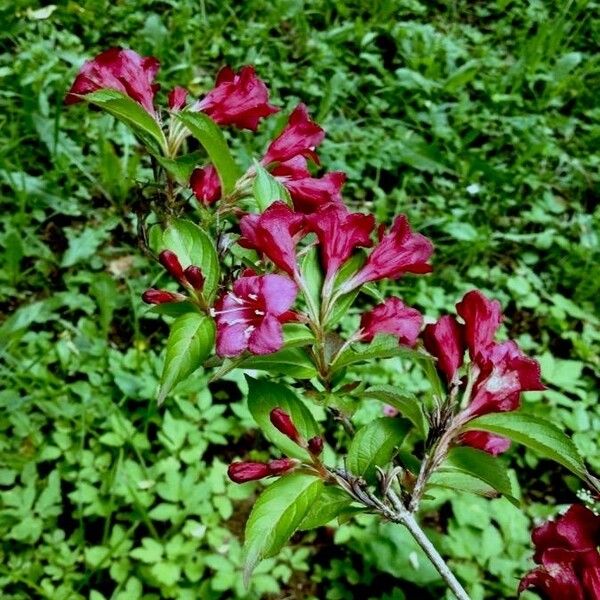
left=422, top=315, right=465, bottom=384
left=214, top=273, right=298, bottom=357
left=456, top=290, right=502, bottom=360
left=168, top=86, right=188, bottom=111
left=519, top=505, right=600, bottom=600
left=359, top=297, right=423, bottom=347
left=195, top=66, right=278, bottom=130
left=239, top=201, right=305, bottom=276
left=270, top=408, right=300, bottom=443
left=65, top=48, right=160, bottom=116
left=262, top=104, right=325, bottom=166
left=305, top=204, right=374, bottom=281
left=459, top=431, right=511, bottom=456
left=342, top=215, right=434, bottom=291
left=190, top=165, right=221, bottom=205
left=228, top=461, right=271, bottom=483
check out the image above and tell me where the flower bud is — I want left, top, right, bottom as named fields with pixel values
left=142, top=289, right=180, bottom=305
left=307, top=436, right=324, bottom=456
left=184, top=265, right=205, bottom=291
left=159, top=250, right=185, bottom=282
left=270, top=408, right=300, bottom=443
left=268, top=458, right=297, bottom=476
left=227, top=461, right=270, bottom=484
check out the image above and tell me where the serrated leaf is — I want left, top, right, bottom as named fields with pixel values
left=161, top=219, right=219, bottom=302
left=464, top=412, right=586, bottom=478
left=243, top=473, right=323, bottom=584
left=298, top=486, right=360, bottom=530
left=176, top=111, right=242, bottom=193
left=158, top=313, right=215, bottom=404
left=246, top=377, right=320, bottom=459
left=84, top=89, right=167, bottom=155
left=347, top=417, right=410, bottom=481
left=240, top=347, right=317, bottom=379
left=253, top=163, right=291, bottom=210
left=362, top=385, right=428, bottom=436
left=282, top=323, right=315, bottom=348
left=428, top=470, right=499, bottom=498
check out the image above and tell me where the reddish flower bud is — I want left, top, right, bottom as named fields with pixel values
left=184, top=265, right=205, bottom=291
left=227, top=461, right=271, bottom=483
left=159, top=250, right=185, bottom=282
left=268, top=458, right=297, bottom=476
left=270, top=408, right=300, bottom=443
left=307, top=436, right=324, bottom=456
left=190, top=165, right=222, bottom=205
left=142, top=289, right=181, bottom=305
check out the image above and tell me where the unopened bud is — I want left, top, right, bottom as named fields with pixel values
left=307, top=436, right=324, bottom=456
left=159, top=250, right=185, bottom=282
left=270, top=408, right=300, bottom=443
left=268, top=458, right=297, bottom=476
left=227, top=461, right=270, bottom=484
left=142, top=289, right=180, bottom=305
left=184, top=265, right=205, bottom=291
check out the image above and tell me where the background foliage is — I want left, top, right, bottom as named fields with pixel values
left=1, top=0, right=598, bottom=598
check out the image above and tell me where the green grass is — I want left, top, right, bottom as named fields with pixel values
left=0, top=1, right=598, bottom=598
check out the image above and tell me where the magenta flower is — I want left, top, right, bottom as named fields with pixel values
left=456, top=290, right=502, bottom=360
left=359, top=297, right=423, bottom=347
left=422, top=315, right=465, bottom=384
left=342, top=215, right=434, bottom=291
left=519, top=505, right=600, bottom=600
left=262, top=104, right=325, bottom=166
left=214, top=273, right=298, bottom=357
left=239, top=201, right=305, bottom=276
left=168, top=86, right=188, bottom=111
left=305, top=204, right=374, bottom=281
left=194, top=66, right=278, bottom=130
left=190, top=165, right=221, bottom=205
left=65, top=48, right=160, bottom=116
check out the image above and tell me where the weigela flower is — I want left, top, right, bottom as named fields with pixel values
left=168, top=86, right=188, bottom=111
left=65, top=48, right=160, bottom=116
left=270, top=408, right=300, bottom=443
left=359, top=297, right=423, bottom=347
left=227, top=461, right=271, bottom=483
left=213, top=273, right=298, bottom=357
left=423, top=315, right=465, bottom=384
left=519, top=505, right=600, bottom=600
left=239, top=201, right=305, bottom=276
left=305, top=204, right=374, bottom=281
left=456, top=290, right=502, bottom=360
left=190, top=165, right=221, bottom=205
left=459, top=431, right=511, bottom=456
left=342, top=215, right=433, bottom=291
left=194, top=66, right=278, bottom=130
left=262, top=104, right=325, bottom=166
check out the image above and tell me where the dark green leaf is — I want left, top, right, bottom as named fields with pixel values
left=155, top=151, right=205, bottom=184
left=298, top=486, right=360, bottom=530
left=252, top=163, right=291, bottom=210
left=282, top=324, right=316, bottom=348
left=428, top=470, right=499, bottom=498
left=300, top=247, right=323, bottom=317
left=239, top=347, right=317, bottom=379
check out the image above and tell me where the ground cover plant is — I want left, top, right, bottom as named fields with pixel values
left=1, top=1, right=599, bottom=599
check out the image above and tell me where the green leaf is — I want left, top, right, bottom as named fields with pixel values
left=428, top=470, right=499, bottom=499
left=362, top=385, right=428, bottom=436
left=300, top=247, right=323, bottom=316
left=298, top=486, right=359, bottom=530
left=158, top=313, right=215, bottom=404
left=464, top=413, right=586, bottom=478
left=252, top=163, right=291, bottom=210
left=239, top=347, right=317, bottom=379
left=282, top=323, right=316, bottom=348
left=246, top=377, right=321, bottom=459
left=161, top=219, right=220, bottom=302
left=438, top=447, right=518, bottom=506
left=155, top=151, right=205, bottom=184
left=175, top=111, right=242, bottom=194
left=347, top=417, right=410, bottom=481
left=243, top=473, right=323, bottom=583
left=83, top=89, right=167, bottom=155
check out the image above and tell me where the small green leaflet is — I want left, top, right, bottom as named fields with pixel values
left=243, top=473, right=323, bottom=584
left=157, top=313, right=215, bottom=404
left=298, top=486, right=360, bottom=530
left=464, top=412, right=587, bottom=478
left=83, top=89, right=167, bottom=155
left=252, top=163, right=291, bottom=210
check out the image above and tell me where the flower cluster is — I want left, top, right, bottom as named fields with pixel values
left=519, top=504, right=600, bottom=599
left=423, top=290, right=544, bottom=455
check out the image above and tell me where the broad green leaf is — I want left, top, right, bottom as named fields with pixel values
left=246, top=377, right=321, bottom=459
left=161, top=219, right=220, bottom=302
left=300, top=247, right=323, bottom=318
left=155, top=151, right=204, bottom=184
left=464, top=413, right=586, bottom=478
left=347, top=417, right=410, bottom=481
left=150, top=301, right=199, bottom=318
left=324, top=252, right=365, bottom=327
left=298, top=486, right=360, bottom=530
left=362, top=385, right=428, bottom=436
left=84, top=89, right=167, bottom=155
left=438, top=447, right=518, bottom=506
left=252, top=163, right=291, bottom=210
left=282, top=323, right=316, bottom=348
left=240, top=347, right=317, bottom=379
left=158, top=313, right=215, bottom=404
left=243, top=473, right=323, bottom=583
left=176, top=111, right=242, bottom=194
left=428, top=470, right=499, bottom=498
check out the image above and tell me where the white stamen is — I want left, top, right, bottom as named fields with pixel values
left=228, top=293, right=245, bottom=305
left=255, top=309, right=265, bottom=316
left=244, top=325, right=256, bottom=339
left=248, top=293, right=259, bottom=301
